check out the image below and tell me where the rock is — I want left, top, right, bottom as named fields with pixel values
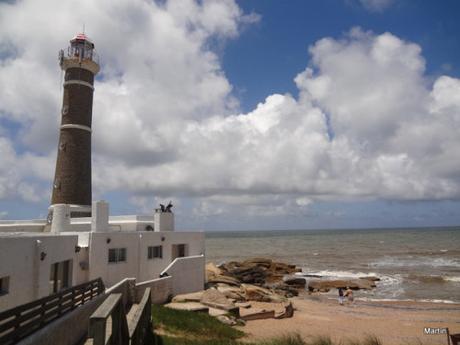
left=172, top=291, right=204, bottom=303
left=242, top=284, right=287, bottom=303
left=240, top=308, right=276, bottom=321
left=307, top=279, right=375, bottom=292
left=165, top=302, right=209, bottom=313
left=200, top=288, right=234, bottom=309
left=206, top=262, right=223, bottom=280
left=275, top=302, right=294, bottom=319
left=225, top=264, right=267, bottom=285
left=298, top=274, right=322, bottom=278
left=283, top=277, right=306, bottom=287
left=216, top=285, right=246, bottom=301
left=216, top=315, right=237, bottom=326
left=359, top=276, right=381, bottom=282
left=244, top=258, right=273, bottom=268
left=235, top=301, right=251, bottom=308
left=208, top=307, right=230, bottom=317
left=207, top=274, right=241, bottom=286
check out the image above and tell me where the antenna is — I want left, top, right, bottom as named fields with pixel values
left=82, top=23, right=85, bottom=34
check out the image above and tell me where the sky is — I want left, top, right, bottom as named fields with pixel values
left=0, top=0, right=459, bottom=230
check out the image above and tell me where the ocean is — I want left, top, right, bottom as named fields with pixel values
left=205, top=227, right=460, bottom=303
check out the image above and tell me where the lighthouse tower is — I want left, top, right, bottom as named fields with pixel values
left=50, top=33, right=100, bottom=218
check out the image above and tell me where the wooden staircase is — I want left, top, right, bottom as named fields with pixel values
left=84, top=287, right=152, bottom=345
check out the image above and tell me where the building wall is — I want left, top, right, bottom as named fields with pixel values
left=0, top=235, right=79, bottom=312
left=161, top=255, right=206, bottom=296
left=88, top=231, right=205, bottom=288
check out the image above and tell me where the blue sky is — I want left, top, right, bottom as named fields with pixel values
left=0, top=0, right=460, bottom=230
left=226, top=0, right=460, bottom=113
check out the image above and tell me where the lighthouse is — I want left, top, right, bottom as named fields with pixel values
left=50, top=33, right=100, bottom=218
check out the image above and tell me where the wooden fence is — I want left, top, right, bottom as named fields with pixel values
left=0, top=278, right=104, bottom=345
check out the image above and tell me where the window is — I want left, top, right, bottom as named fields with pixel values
left=108, top=248, right=127, bottom=263
left=172, top=244, right=187, bottom=259
left=0, top=276, right=10, bottom=296
left=148, top=245, right=162, bottom=259
left=49, top=260, right=72, bottom=294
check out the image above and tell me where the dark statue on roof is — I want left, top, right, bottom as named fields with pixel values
left=159, top=201, right=173, bottom=213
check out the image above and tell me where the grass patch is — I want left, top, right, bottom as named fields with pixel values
left=148, top=305, right=384, bottom=345
left=152, top=305, right=244, bottom=340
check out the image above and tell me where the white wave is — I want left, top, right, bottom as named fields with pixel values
left=369, top=256, right=460, bottom=268
left=355, top=297, right=458, bottom=304
left=298, top=269, right=403, bottom=287
left=444, top=276, right=460, bottom=282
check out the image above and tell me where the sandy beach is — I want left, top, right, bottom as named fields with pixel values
left=239, top=295, right=460, bottom=345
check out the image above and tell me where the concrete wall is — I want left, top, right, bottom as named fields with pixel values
left=135, top=276, right=173, bottom=304
left=161, top=255, right=205, bottom=296
left=0, top=234, right=80, bottom=312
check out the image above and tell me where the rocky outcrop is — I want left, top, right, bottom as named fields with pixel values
left=307, top=278, right=375, bottom=292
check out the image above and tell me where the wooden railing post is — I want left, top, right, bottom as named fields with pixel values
left=89, top=318, right=106, bottom=345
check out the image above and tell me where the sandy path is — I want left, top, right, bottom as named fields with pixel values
left=238, top=296, right=460, bottom=345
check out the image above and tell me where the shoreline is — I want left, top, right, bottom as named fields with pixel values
left=238, top=294, right=460, bottom=345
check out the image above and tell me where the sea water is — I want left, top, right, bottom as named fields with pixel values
left=205, top=227, right=460, bottom=303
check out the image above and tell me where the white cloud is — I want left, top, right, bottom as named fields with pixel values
left=0, top=0, right=459, bottom=220
left=357, top=0, right=394, bottom=12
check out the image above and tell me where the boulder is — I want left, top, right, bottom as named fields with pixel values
left=200, top=288, right=239, bottom=317
left=216, top=315, right=237, bottom=326
left=275, top=302, right=294, bottom=319
left=207, top=274, right=241, bottom=286
left=283, top=277, right=306, bottom=287
left=223, top=263, right=268, bottom=285
left=242, top=284, right=287, bottom=303
left=206, top=262, right=223, bottom=280
left=307, top=279, right=375, bottom=292
left=200, top=288, right=234, bottom=309
left=244, top=258, right=273, bottom=268
left=235, top=301, right=252, bottom=308
left=359, top=276, right=381, bottom=282
left=240, top=308, right=276, bottom=321
left=216, top=285, right=246, bottom=301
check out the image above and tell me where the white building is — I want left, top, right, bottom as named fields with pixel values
left=0, top=201, right=205, bottom=312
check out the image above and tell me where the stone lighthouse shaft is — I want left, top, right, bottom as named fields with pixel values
left=51, top=33, right=100, bottom=217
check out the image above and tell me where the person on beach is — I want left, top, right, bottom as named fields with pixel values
left=344, top=286, right=354, bottom=303
left=338, top=288, right=344, bottom=305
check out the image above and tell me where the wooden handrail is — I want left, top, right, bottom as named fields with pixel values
left=129, top=288, right=152, bottom=345
left=88, top=293, right=130, bottom=345
left=88, top=288, right=152, bottom=345
left=0, top=278, right=104, bottom=345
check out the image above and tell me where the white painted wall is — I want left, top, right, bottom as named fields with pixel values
left=154, top=212, right=174, bottom=232
left=0, top=234, right=79, bottom=312
left=88, top=231, right=205, bottom=288
left=160, top=255, right=205, bottom=296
